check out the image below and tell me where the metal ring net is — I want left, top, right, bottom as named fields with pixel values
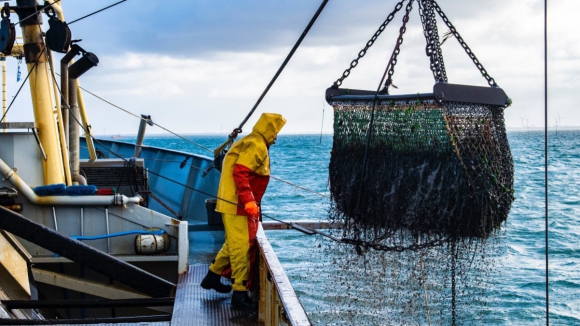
left=329, top=98, right=514, bottom=244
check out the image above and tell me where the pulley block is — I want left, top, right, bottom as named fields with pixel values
left=45, top=7, right=71, bottom=53
left=0, top=4, right=16, bottom=55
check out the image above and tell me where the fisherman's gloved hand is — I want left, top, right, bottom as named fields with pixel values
left=244, top=201, right=259, bottom=218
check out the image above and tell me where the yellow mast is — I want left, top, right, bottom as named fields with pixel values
left=16, top=1, right=65, bottom=185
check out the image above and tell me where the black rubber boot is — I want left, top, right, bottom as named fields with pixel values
left=231, top=291, right=257, bottom=310
left=200, top=270, right=232, bottom=293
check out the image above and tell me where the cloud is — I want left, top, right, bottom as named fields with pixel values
left=3, top=0, right=578, bottom=135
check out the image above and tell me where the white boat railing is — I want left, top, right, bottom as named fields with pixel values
left=257, top=223, right=311, bottom=326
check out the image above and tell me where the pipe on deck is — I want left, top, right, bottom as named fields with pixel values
left=0, top=158, right=140, bottom=206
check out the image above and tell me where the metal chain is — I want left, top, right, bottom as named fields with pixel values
left=382, top=0, right=415, bottom=92
left=418, top=0, right=447, bottom=83
left=430, top=2, right=447, bottom=82
left=333, top=0, right=406, bottom=88
left=341, top=236, right=446, bottom=252
left=432, top=0, right=498, bottom=87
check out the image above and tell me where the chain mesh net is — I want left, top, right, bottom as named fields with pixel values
left=329, top=98, right=514, bottom=241
left=318, top=98, right=514, bottom=324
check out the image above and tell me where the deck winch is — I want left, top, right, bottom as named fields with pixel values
left=326, top=0, right=514, bottom=242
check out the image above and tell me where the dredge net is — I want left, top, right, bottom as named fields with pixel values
left=329, top=98, right=514, bottom=241
left=318, top=98, right=514, bottom=324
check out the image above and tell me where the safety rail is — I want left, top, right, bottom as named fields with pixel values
left=257, top=223, right=311, bottom=326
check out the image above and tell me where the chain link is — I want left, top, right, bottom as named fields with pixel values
left=431, top=0, right=498, bottom=87
left=419, top=0, right=447, bottom=83
left=382, top=0, right=415, bottom=92
left=333, top=0, right=406, bottom=88
left=341, top=237, right=447, bottom=252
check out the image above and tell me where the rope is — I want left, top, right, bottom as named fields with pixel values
left=269, top=175, right=329, bottom=198
left=0, top=47, right=45, bottom=122
left=234, top=0, right=329, bottom=133
left=544, top=0, right=550, bottom=324
left=67, top=0, right=127, bottom=25
left=77, top=84, right=213, bottom=153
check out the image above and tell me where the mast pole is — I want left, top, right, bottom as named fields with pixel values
left=15, top=0, right=65, bottom=185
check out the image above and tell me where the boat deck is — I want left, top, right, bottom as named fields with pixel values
left=47, top=264, right=260, bottom=326
left=170, top=264, right=261, bottom=326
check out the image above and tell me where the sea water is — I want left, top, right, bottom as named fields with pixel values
left=140, top=131, right=579, bottom=325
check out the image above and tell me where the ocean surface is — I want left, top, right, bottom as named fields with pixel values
left=137, top=131, right=578, bottom=325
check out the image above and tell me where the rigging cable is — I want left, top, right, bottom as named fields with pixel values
left=77, top=85, right=213, bottom=153
left=213, top=0, right=329, bottom=158
left=67, top=0, right=127, bottom=25
left=544, top=0, right=549, bottom=324
left=235, top=0, right=328, bottom=133
left=0, top=47, right=45, bottom=123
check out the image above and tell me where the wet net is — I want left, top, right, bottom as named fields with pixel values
left=316, top=96, right=514, bottom=324
left=329, top=98, right=514, bottom=241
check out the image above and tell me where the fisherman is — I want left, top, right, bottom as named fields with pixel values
left=201, top=113, right=286, bottom=309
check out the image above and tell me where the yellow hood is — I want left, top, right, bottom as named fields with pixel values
left=252, top=113, right=286, bottom=145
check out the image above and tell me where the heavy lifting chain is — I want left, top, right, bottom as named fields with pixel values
left=419, top=0, right=447, bottom=83
left=431, top=0, right=498, bottom=87
left=341, top=236, right=446, bottom=252
left=333, top=0, right=406, bottom=88
left=382, top=0, right=414, bottom=93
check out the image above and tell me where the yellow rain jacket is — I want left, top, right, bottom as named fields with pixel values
left=210, top=113, right=286, bottom=291
left=216, top=113, right=287, bottom=216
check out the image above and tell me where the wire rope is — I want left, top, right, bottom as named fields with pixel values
left=543, top=0, right=549, bottom=324
left=77, top=85, right=213, bottom=153
left=235, top=0, right=329, bottom=132
left=67, top=0, right=127, bottom=25
left=0, top=47, right=45, bottom=122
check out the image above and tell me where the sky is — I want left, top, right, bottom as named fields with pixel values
left=2, top=0, right=577, bottom=135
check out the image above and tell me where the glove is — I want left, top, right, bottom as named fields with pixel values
left=244, top=201, right=259, bottom=218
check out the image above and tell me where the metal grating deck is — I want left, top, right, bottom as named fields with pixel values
left=171, top=264, right=262, bottom=326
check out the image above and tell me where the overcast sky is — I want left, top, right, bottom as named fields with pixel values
left=3, top=0, right=577, bottom=135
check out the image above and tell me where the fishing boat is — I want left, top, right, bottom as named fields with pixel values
left=0, top=1, right=311, bottom=325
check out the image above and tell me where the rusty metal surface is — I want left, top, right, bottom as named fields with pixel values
left=171, top=264, right=262, bottom=326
